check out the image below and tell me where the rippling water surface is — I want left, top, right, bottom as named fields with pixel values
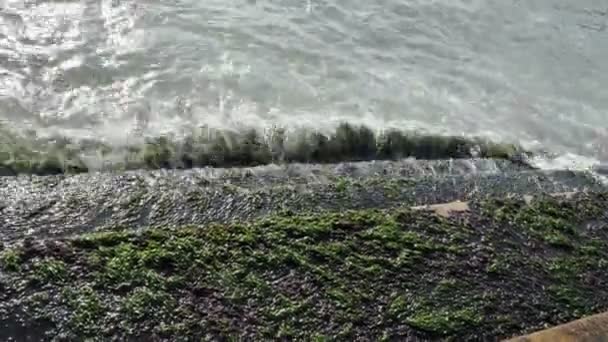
left=1, top=0, right=607, bottom=167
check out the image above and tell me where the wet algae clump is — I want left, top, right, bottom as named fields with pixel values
left=1, top=192, right=608, bottom=340
left=0, top=123, right=530, bottom=175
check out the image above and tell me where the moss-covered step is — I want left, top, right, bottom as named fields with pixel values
left=1, top=192, right=608, bottom=340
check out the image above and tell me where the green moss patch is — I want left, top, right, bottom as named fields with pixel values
left=1, top=193, right=607, bottom=340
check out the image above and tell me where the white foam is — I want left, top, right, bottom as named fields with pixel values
left=528, top=152, right=608, bottom=184
left=529, top=153, right=599, bottom=172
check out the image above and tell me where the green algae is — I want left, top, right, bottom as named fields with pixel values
left=64, top=285, right=105, bottom=335
left=122, top=286, right=176, bottom=322
left=1, top=193, right=608, bottom=340
left=0, top=123, right=531, bottom=175
left=31, top=258, right=67, bottom=284
left=0, top=249, right=21, bottom=272
left=405, top=307, right=483, bottom=335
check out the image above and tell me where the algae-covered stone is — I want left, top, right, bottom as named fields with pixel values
left=1, top=192, right=607, bottom=340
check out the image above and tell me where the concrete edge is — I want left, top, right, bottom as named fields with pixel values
left=505, top=311, right=608, bottom=342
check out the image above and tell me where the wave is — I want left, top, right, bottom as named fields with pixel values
left=0, top=123, right=530, bottom=176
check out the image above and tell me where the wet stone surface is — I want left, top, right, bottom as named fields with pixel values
left=0, top=159, right=605, bottom=245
